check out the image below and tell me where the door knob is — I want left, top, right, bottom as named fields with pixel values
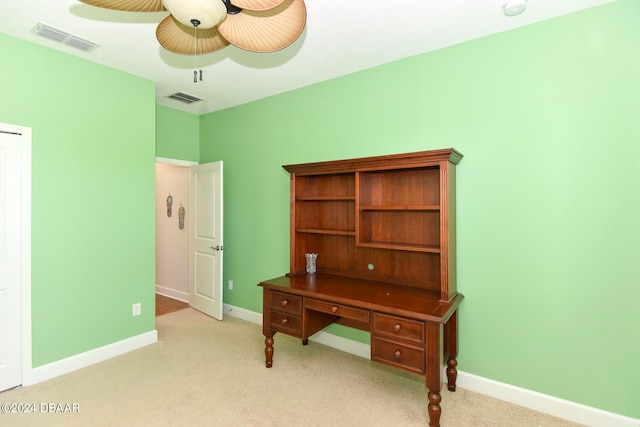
left=210, top=245, right=223, bottom=251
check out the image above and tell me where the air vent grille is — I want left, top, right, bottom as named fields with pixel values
left=65, top=36, right=97, bottom=52
left=33, top=23, right=99, bottom=52
left=168, top=92, right=203, bottom=104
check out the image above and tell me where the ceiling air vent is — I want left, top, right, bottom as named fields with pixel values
left=168, top=92, right=203, bottom=104
left=33, top=23, right=99, bottom=52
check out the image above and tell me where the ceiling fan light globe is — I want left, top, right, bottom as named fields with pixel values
left=162, top=0, right=227, bottom=29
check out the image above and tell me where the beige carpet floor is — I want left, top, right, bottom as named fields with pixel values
left=1, top=308, right=583, bottom=427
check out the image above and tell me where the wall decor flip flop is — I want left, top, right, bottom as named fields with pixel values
left=178, top=205, right=185, bottom=230
left=166, top=194, right=173, bottom=217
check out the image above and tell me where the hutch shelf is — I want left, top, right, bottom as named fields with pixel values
left=259, top=148, right=463, bottom=427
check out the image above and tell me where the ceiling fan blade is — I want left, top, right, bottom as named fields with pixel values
left=229, top=0, right=287, bottom=11
left=218, top=0, right=306, bottom=52
left=156, top=15, right=230, bottom=55
left=79, top=0, right=166, bottom=12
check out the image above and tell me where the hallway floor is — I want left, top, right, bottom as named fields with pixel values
left=155, top=294, right=189, bottom=317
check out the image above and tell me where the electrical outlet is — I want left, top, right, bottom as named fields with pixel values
left=228, top=280, right=233, bottom=290
left=132, top=303, right=141, bottom=316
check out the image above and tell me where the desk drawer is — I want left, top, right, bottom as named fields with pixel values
left=372, top=337, right=425, bottom=375
left=269, top=310, right=302, bottom=336
left=269, top=291, right=302, bottom=315
left=372, top=313, right=425, bottom=345
left=305, top=298, right=371, bottom=323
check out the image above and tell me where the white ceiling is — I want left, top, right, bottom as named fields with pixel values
left=1, top=0, right=617, bottom=115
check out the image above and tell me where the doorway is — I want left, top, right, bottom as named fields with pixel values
left=155, top=158, right=224, bottom=320
left=155, top=159, right=195, bottom=308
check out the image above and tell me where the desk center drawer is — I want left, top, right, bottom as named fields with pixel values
left=304, top=298, right=371, bottom=323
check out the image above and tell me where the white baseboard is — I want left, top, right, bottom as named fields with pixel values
left=22, top=330, right=157, bottom=387
left=456, top=371, right=639, bottom=427
left=156, top=285, right=188, bottom=302
left=223, top=304, right=639, bottom=427
left=223, top=303, right=263, bottom=323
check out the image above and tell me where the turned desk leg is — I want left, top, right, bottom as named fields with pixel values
left=428, top=392, right=442, bottom=427
left=446, top=358, right=458, bottom=392
left=425, top=310, right=460, bottom=427
left=444, top=310, right=459, bottom=391
left=425, top=322, right=442, bottom=427
left=265, top=335, right=274, bottom=368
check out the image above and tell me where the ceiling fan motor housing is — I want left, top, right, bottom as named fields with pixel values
left=163, top=0, right=227, bottom=29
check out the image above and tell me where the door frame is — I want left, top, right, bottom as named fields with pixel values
left=156, top=157, right=198, bottom=168
left=0, top=123, right=32, bottom=386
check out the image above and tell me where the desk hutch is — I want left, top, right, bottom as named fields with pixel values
left=259, top=149, right=463, bottom=427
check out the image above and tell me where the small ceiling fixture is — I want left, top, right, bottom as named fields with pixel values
left=503, top=0, right=527, bottom=16
left=191, top=19, right=203, bottom=83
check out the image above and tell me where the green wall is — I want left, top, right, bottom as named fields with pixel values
left=198, top=0, right=640, bottom=419
left=156, top=104, right=199, bottom=162
left=2, top=0, right=636, bottom=419
left=0, top=34, right=157, bottom=367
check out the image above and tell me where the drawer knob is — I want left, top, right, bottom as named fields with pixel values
left=393, top=323, right=402, bottom=332
left=331, top=305, right=339, bottom=313
left=280, top=299, right=289, bottom=307
left=281, top=317, right=289, bottom=325
left=393, top=350, right=402, bottom=359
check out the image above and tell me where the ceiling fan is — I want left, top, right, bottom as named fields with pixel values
left=79, top=0, right=307, bottom=55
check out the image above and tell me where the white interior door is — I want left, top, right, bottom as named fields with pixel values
left=188, top=161, right=223, bottom=320
left=0, top=130, right=24, bottom=391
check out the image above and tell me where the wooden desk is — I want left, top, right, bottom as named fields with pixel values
left=260, top=149, right=464, bottom=427
left=260, top=273, right=462, bottom=427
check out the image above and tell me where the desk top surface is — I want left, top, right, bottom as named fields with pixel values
left=259, top=273, right=463, bottom=323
